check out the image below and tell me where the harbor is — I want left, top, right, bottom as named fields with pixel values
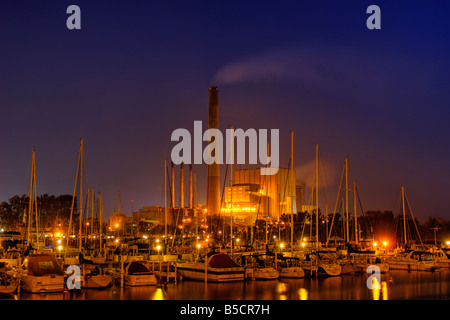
left=1, top=1, right=450, bottom=308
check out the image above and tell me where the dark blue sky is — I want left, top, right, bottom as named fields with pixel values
left=0, top=1, right=449, bottom=221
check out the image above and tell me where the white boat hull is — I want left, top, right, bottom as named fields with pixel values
left=251, top=267, right=279, bottom=280
left=279, top=267, right=305, bottom=278
left=125, top=274, right=157, bottom=286
left=22, top=275, right=65, bottom=293
left=83, top=274, right=113, bottom=289
left=177, top=262, right=244, bottom=282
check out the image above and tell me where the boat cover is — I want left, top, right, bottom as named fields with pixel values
left=208, top=254, right=239, bottom=268
left=127, top=261, right=151, bottom=275
left=27, top=254, right=63, bottom=276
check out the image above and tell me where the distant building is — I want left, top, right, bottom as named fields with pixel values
left=109, top=212, right=132, bottom=234
left=222, top=168, right=297, bottom=224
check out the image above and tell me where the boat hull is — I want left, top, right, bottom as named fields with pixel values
left=251, top=268, right=279, bottom=280
left=83, top=274, right=113, bottom=289
left=21, top=275, right=65, bottom=293
left=125, top=274, right=157, bottom=286
left=279, top=267, right=305, bottom=278
left=177, top=262, right=244, bottom=282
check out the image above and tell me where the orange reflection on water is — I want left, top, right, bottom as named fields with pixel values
left=371, top=280, right=388, bottom=300
left=298, top=288, right=308, bottom=300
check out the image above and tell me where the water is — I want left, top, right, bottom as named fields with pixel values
left=7, top=269, right=450, bottom=300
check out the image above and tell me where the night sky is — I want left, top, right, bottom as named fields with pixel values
left=1, top=1, right=449, bottom=222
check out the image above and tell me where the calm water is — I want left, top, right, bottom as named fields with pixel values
left=6, top=269, right=450, bottom=300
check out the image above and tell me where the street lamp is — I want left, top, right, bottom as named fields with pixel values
left=157, top=245, right=161, bottom=260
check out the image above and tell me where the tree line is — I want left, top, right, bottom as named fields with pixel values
left=0, top=194, right=77, bottom=231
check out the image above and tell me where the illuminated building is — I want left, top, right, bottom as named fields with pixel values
left=222, top=168, right=297, bottom=225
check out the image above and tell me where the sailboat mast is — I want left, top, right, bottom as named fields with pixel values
left=290, top=131, right=294, bottom=255
left=99, top=192, right=103, bottom=255
left=230, top=126, right=234, bottom=255
left=66, top=140, right=81, bottom=258
left=353, top=180, right=358, bottom=245
left=27, top=148, right=35, bottom=245
left=86, top=187, right=90, bottom=244
left=345, top=157, right=349, bottom=243
left=264, top=143, right=270, bottom=247
left=402, top=186, right=407, bottom=246
left=164, top=158, right=168, bottom=244
left=79, top=139, right=83, bottom=252
left=91, top=188, right=94, bottom=237
left=315, top=144, right=319, bottom=248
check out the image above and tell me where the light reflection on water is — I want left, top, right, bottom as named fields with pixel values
left=7, top=269, right=450, bottom=300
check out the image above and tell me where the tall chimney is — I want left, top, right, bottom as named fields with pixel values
left=180, top=163, right=185, bottom=208
left=171, top=161, right=175, bottom=208
left=189, top=164, right=193, bottom=209
left=206, top=86, right=221, bottom=216
left=194, top=171, right=198, bottom=207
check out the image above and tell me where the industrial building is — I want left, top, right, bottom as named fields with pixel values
left=221, top=168, right=297, bottom=225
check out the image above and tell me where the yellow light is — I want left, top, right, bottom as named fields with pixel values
left=157, top=245, right=161, bottom=250
left=373, top=242, right=378, bottom=247
left=57, top=246, right=63, bottom=251
left=197, top=244, right=201, bottom=249
left=446, top=241, right=450, bottom=246
left=301, top=242, right=305, bottom=247
left=115, top=239, right=119, bottom=243
left=115, top=224, right=119, bottom=228
left=383, top=241, right=388, bottom=247
left=156, top=239, right=160, bottom=243
left=280, top=243, right=284, bottom=249
left=236, top=238, right=240, bottom=242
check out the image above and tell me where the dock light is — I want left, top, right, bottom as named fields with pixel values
left=156, top=239, right=160, bottom=243
left=57, top=245, right=63, bottom=251
left=383, top=241, right=388, bottom=247
left=57, top=239, right=61, bottom=244
left=115, top=239, right=119, bottom=243
left=236, top=238, right=240, bottom=243
left=142, top=235, right=147, bottom=239
left=446, top=241, right=450, bottom=246
left=280, top=243, right=284, bottom=249
left=303, top=238, right=307, bottom=241
left=373, top=242, right=378, bottom=247
left=301, top=242, right=306, bottom=247
left=273, top=235, right=276, bottom=239
left=157, top=245, right=161, bottom=251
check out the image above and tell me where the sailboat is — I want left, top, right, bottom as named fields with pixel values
left=299, top=145, right=341, bottom=277
left=277, top=132, right=305, bottom=279
left=387, top=187, right=440, bottom=271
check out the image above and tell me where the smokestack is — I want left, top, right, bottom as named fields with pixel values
left=194, top=171, right=198, bottom=207
left=180, top=163, right=185, bottom=208
left=189, top=164, right=193, bottom=209
left=206, top=86, right=221, bottom=215
left=171, top=161, right=175, bottom=208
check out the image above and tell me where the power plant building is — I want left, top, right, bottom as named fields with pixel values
left=222, top=168, right=297, bottom=225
